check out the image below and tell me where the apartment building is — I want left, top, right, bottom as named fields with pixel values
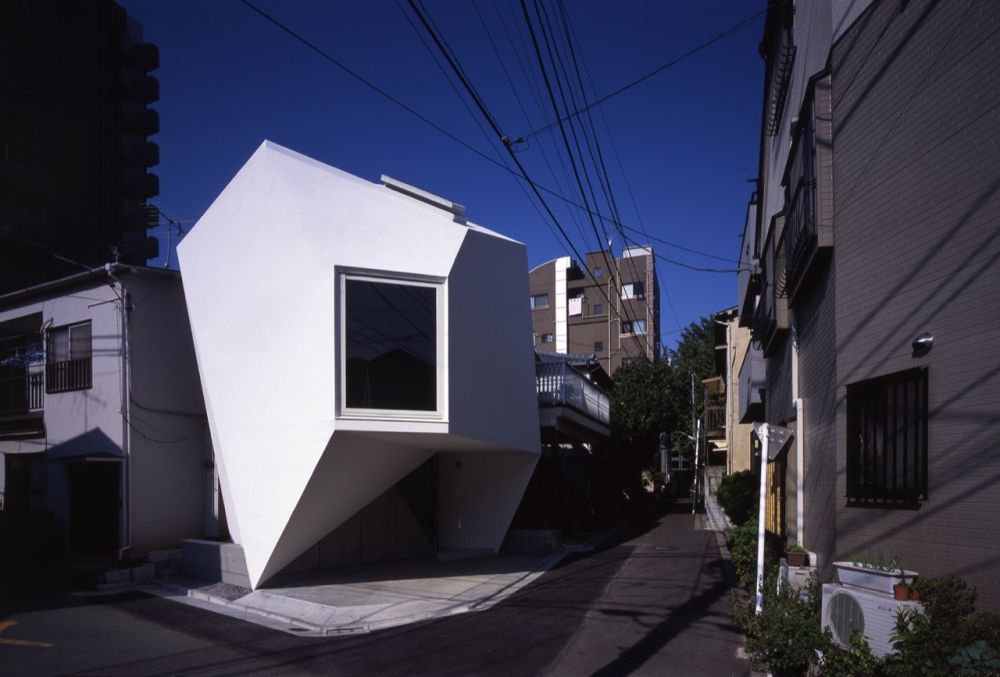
left=0, top=0, right=161, bottom=293
left=529, top=247, right=660, bottom=374
left=739, top=0, right=1000, bottom=610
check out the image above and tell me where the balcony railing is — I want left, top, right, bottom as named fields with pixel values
left=46, top=358, right=92, bottom=394
left=739, top=342, right=765, bottom=424
left=0, top=370, right=43, bottom=418
left=704, top=405, right=725, bottom=439
left=737, top=193, right=759, bottom=328
left=536, top=362, right=609, bottom=425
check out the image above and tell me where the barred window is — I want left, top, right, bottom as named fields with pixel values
left=846, top=367, right=928, bottom=506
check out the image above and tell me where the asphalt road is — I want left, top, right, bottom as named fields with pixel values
left=0, top=508, right=749, bottom=676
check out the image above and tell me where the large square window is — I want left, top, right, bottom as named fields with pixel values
left=341, top=275, right=443, bottom=416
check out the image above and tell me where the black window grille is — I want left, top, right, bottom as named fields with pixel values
left=846, top=367, right=928, bottom=506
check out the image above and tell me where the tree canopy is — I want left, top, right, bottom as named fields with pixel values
left=609, top=314, right=718, bottom=469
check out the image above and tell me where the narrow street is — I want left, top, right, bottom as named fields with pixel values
left=0, top=507, right=748, bottom=676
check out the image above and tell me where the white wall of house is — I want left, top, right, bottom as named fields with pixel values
left=179, top=141, right=540, bottom=588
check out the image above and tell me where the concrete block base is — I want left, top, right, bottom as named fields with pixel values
left=182, top=539, right=251, bottom=588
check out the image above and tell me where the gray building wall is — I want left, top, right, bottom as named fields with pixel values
left=830, top=0, right=1000, bottom=610
left=795, top=257, right=837, bottom=563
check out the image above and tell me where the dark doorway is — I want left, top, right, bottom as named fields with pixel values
left=67, top=462, right=119, bottom=557
left=0, top=453, right=53, bottom=572
left=398, top=456, right=437, bottom=549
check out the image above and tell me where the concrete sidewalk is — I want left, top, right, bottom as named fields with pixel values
left=153, top=542, right=590, bottom=637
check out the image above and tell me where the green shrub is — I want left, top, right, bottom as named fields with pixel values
left=716, top=470, right=758, bottom=526
left=730, top=518, right=760, bottom=588
left=884, top=577, right=1000, bottom=676
left=729, top=572, right=1000, bottom=676
left=819, top=629, right=886, bottom=677
left=730, top=569, right=825, bottom=676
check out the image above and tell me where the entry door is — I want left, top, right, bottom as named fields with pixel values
left=68, top=462, right=120, bottom=557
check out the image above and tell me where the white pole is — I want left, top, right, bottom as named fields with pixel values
left=754, top=424, right=769, bottom=614
left=692, top=418, right=701, bottom=515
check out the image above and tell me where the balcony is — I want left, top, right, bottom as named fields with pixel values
left=0, top=368, right=44, bottom=438
left=704, top=405, right=726, bottom=439
left=737, top=193, right=760, bottom=328
left=782, top=72, right=833, bottom=305
left=753, top=213, right=789, bottom=355
left=45, top=358, right=92, bottom=394
left=739, top=342, right=765, bottom=424
left=537, top=361, right=609, bottom=425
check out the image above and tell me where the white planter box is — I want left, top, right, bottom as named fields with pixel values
left=833, top=562, right=917, bottom=594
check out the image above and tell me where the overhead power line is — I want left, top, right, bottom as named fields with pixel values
left=239, top=0, right=738, bottom=274
left=521, top=7, right=767, bottom=140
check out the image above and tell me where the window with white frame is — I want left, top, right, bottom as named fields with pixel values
left=541, top=333, right=555, bottom=343
left=621, top=281, right=645, bottom=300
left=341, top=273, right=444, bottom=416
left=621, top=319, right=646, bottom=335
left=46, top=321, right=92, bottom=393
left=530, top=293, right=549, bottom=310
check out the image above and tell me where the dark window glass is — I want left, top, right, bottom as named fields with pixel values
left=593, top=303, right=604, bottom=315
left=594, top=341, right=604, bottom=352
left=345, top=280, right=436, bottom=411
left=530, top=294, right=549, bottom=309
left=846, top=368, right=928, bottom=506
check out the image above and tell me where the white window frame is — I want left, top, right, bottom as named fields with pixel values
left=622, top=319, right=647, bottom=336
left=337, top=269, right=447, bottom=421
left=530, top=293, right=550, bottom=310
left=621, top=281, right=645, bottom=300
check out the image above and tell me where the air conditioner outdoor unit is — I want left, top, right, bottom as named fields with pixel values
left=821, top=583, right=922, bottom=657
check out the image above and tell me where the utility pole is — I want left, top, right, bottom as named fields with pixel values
left=690, top=372, right=698, bottom=514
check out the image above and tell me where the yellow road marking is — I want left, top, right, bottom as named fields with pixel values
left=0, top=619, right=54, bottom=648
left=0, top=638, right=55, bottom=648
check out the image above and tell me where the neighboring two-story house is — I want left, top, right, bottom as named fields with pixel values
left=0, top=265, right=213, bottom=570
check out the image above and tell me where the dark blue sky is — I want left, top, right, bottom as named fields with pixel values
left=120, top=0, right=764, bottom=350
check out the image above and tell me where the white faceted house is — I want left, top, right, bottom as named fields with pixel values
left=178, top=141, right=540, bottom=589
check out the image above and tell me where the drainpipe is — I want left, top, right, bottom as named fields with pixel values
left=791, top=320, right=804, bottom=547
left=117, top=280, right=133, bottom=560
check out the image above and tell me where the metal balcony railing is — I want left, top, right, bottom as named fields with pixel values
left=0, top=370, right=43, bottom=418
left=704, top=405, right=726, bottom=439
left=45, top=358, right=92, bottom=394
left=536, top=362, right=609, bottom=425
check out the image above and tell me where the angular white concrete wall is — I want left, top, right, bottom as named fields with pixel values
left=179, top=141, right=539, bottom=588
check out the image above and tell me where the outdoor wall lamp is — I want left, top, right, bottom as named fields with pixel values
left=912, top=332, right=934, bottom=357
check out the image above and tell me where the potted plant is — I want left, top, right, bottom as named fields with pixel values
left=908, top=577, right=921, bottom=601
left=785, top=542, right=808, bottom=567
left=893, top=575, right=911, bottom=600
left=834, top=553, right=918, bottom=595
